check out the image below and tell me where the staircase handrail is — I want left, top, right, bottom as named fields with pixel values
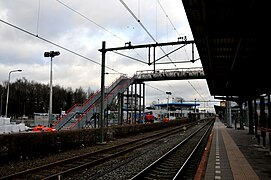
left=82, top=89, right=100, bottom=106
left=124, top=75, right=136, bottom=88
left=79, top=76, right=124, bottom=113
left=69, top=84, right=121, bottom=129
left=67, top=75, right=135, bottom=130
left=105, top=75, right=126, bottom=93
left=52, top=103, right=83, bottom=127
left=109, top=74, right=127, bottom=86
left=53, top=89, right=101, bottom=127
left=69, top=102, right=98, bottom=129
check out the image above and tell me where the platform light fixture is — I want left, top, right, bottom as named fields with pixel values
left=5, top=69, right=22, bottom=117
left=44, top=51, right=60, bottom=126
left=166, top=91, right=172, bottom=119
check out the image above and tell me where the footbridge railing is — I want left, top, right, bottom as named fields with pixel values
left=68, top=75, right=136, bottom=130
left=53, top=75, right=130, bottom=131
left=54, top=67, right=204, bottom=130
left=135, top=67, right=205, bottom=81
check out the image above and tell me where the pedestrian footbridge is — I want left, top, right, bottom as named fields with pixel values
left=53, top=67, right=205, bottom=131
left=135, top=67, right=205, bottom=82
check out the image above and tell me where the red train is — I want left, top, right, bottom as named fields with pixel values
left=145, top=112, right=155, bottom=124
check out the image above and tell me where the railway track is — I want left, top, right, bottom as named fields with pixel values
left=130, top=120, right=213, bottom=180
left=0, top=121, right=202, bottom=180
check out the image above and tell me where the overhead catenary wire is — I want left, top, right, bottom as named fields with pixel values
left=119, top=0, right=177, bottom=67
left=56, top=0, right=124, bottom=42
left=156, top=0, right=180, bottom=37
left=57, top=0, right=189, bottom=68
left=156, top=0, right=192, bottom=62
left=156, top=0, right=191, bottom=64
left=119, top=0, right=155, bottom=41
left=155, top=44, right=186, bottom=63
left=1, top=1, right=216, bottom=110
left=195, top=80, right=205, bottom=98
left=0, top=16, right=179, bottom=98
left=188, top=80, right=205, bottom=101
left=137, top=0, right=141, bottom=19
left=36, top=0, right=41, bottom=36
left=55, top=0, right=145, bottom=62
left=112, top=51, right=147, bottom=64
left=166, top=81, right=189, bottom=100
left=145, top=83, right=166, bottom=94
left=0, top=19, right=121, bottom=74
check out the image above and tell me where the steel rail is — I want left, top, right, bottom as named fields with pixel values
left=0, top=121, right=201, bottom=180
left=130, top=120, right=214, bottom=179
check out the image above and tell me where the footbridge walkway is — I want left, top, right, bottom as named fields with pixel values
left=53, top=67, right=205, bottom=131
left=136, top=67, right=205, bottom=82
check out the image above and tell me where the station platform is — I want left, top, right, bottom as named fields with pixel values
left=199, top=119, right=271, bottom=180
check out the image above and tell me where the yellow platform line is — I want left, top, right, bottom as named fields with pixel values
left=220, top=122, right=259, bottom=180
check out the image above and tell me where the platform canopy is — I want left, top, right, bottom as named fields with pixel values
left=182, top=0, right=270, bottom=102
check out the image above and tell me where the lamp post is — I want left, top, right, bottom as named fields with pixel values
left=44, top=51, right=60, bottom=127
left=166, top=91, right=172, bottom=119
left=5, top=69, right=22, bottom=118
left=194, top=98, right=197, bottom=113
left=180, top=99, right=183, bottom=117
left=1, top=92, right=3, bottom=116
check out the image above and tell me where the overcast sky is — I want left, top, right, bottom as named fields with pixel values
left=0, top=0, right=220, bottom=112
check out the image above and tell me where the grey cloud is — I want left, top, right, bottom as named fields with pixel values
left=0, top=0, right=219, bottom=109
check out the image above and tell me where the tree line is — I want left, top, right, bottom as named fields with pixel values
left=0, top=77, right=93, bottom=119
